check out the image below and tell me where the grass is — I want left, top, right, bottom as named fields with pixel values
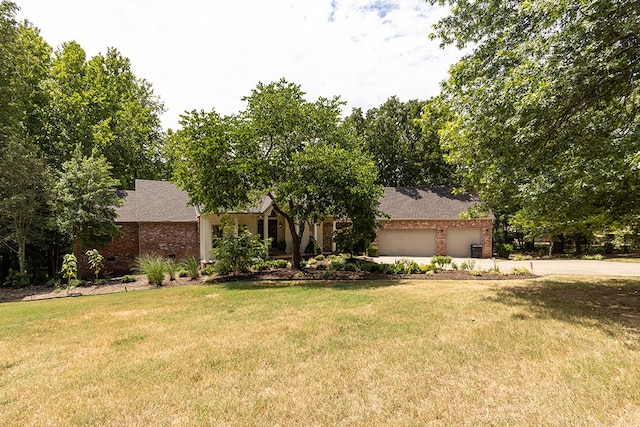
left=1, top=277, right=640, bottom=425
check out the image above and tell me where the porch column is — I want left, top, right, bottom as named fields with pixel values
left=332, top=221, right=337, bottom=252
left=263, top=212, right=269, bottom=258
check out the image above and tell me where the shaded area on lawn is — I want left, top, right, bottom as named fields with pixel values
left=491, top=277, right=640, bottom=345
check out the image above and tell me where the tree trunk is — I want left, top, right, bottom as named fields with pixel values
left=17, top=234, right=26, bottom=275
left=270, top=202, right=303, bottom=269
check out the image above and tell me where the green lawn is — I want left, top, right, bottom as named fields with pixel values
left=1, top=277, right=639, bottom=426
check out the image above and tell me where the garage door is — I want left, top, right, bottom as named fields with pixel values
left=446, top=228, right=482, bottom=258
left=377, top=229, right=437, bottom=257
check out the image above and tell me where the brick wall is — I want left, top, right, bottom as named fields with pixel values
left=373, top=219, right=493, bottom=258
left=77, top=222, right=199, bottom=278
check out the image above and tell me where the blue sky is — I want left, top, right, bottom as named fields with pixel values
left=17, top=0, right=463, bottom=130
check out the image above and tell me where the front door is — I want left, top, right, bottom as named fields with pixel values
left=268, top=219, right=278, bottom=248
left=258, top=219, right=280, bottom=248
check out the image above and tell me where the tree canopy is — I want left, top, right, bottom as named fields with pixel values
left=428, top=0, right=640, bottom=241
left=169, top=79, right=382, bottom=268
left=346, top=96, right=455, bottom=187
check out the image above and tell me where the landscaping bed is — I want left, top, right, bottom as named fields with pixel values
left=1, top=263, right=536, bottom=303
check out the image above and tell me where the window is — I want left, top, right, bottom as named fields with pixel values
left=212, top=225, right=223, bottom=247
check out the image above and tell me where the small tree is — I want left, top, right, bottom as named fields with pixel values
left=60, top=253, right=78, bottom=295
left=85, top=249, right=104, bottom=281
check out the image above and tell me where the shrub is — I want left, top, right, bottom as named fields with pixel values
left=431, top=255, right=452, bottom=270
left=389, top=258, right=421, bottom=274
left=306, top=258, right=317, bottom=266
left=511, top=267, right=530, bottom=275
left=133, top=254, right=166, bottom=286
left=121, top=275, right=137, bottom=283
left=200, top=264, right=215, bottom=276
left=451, top=261, right=459, bottom=270
left=178, top=269, right=189, bottom=278
left=342, top=263, right=358, bottom=272
left=583, top=254, right=604, bottom=260
left=272, top=259, right=289, bottom=269
left=212, top=228, right=269, bottom=274
left=470, top=270, right=483, bottom=276
left=314, top=254, right=325, bottom=261
left=304, top=237, right=321, bottom=256
left=513, top=254, right=532, bottom=261
left=495, top=243, right=514, bottom=258
left=328, top=255, right=346, bottom=270
left=3, top=269, right=29, bottom=288
left=366, top=245, right=378, bottom=257
left=182, top=256, right=200, bottom=280
left=420, top=263, right=438, bottom=274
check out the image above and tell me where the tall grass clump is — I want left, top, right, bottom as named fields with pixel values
left=133, top=254, right=166, bottom=286
left=182, top=256, right=200, bottom=280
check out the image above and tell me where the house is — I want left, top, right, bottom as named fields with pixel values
left=90, top=181, right=492, bottom=275
left=83, top=179, right=200, bottom=276
left=197, top=186, right=493, bottom=262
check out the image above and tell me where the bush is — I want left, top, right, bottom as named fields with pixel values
left=328, top=255, right=346, bottom=270
left=342, top=263, right=358, bottom=272
left=513, top=254, right=532, bottom=261
left=431, top=256, right=452, bottom=270
left=3, top=269, right=29, bottom=288
left=212, top=228, right=269, bottom=274
left=582, top=254, right=604, bottom=260
left=182, top=256, right=200, bottom=280
left=420, top=263, right=438, bottom=274
left=304, top=237, right=321, bottom=256
left=272, top=259, right=289, bottom=269
left=366, top=245, right=378, bottom=257
left=200, top=264, right=215, bottom=276
left=133, top=254, right=166, bottom=286
left=389, top=258, right=421, bottom=274
left=121, top=275, right=137, bottom=283
left=178, top=269, right=189, bottom=278
left=314, top=254, right=325, bottom=261
left=495, top=243, right=514, bottom=258
left=511, top=267, right=530, bottom=275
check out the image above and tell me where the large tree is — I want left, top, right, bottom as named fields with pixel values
left=428, top=0, right=640, bottom=242
left=42, top=43, right=167, bottom=187
left=170, top=79, right=382, bottom=268
left=346, top=96, right=455, bottom=187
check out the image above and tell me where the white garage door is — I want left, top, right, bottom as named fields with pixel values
left=447, top=228, right=482, bottom=258
left=378, top=229, right=437, bottom=257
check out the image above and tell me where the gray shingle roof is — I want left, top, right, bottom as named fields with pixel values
left=116, top=179, right=198, bottom=223
left=378, top=186, right=492, bottom=219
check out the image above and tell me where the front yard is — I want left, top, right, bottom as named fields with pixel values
left=1, top=277, right=639, bottom=425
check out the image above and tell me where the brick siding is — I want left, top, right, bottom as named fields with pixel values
left=373, top=219, right=493, bottom=258
left=77, top=222, right=199, bottom=278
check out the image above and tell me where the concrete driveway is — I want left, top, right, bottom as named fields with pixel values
left=373, top=256, right=640, bottom=277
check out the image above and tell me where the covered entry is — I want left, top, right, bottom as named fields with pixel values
left=446, top=228, right=482, bottom=258
left=377, top=229, right=437, bottom=257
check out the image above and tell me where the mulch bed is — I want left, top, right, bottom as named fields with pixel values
left=1, top=269, right=537, bottom=303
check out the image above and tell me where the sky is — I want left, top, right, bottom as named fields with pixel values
left=16, top=0, right=464, bottom=131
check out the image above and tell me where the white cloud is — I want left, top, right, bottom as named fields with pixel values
left=16, top=0, right=462, bottom=130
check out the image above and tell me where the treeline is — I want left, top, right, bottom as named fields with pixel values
left=0, top=1, right=167, bottom=283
